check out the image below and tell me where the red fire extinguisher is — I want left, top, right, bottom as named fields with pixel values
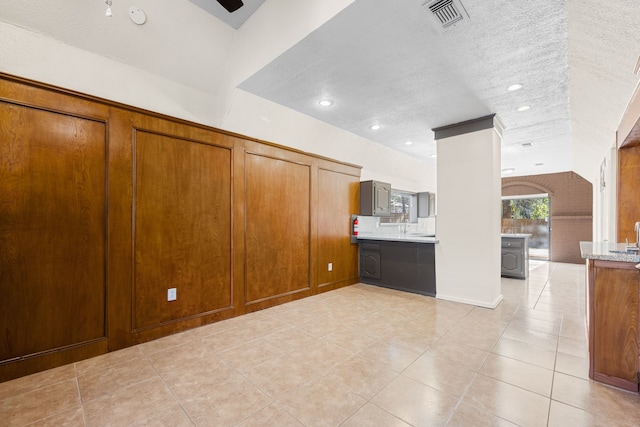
left=353, top=217, right=359, bottom=236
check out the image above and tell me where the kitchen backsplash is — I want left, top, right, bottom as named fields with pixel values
left=357, top=216, right=436, bottom=236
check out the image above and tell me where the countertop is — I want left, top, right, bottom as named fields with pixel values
left=358, top=233, right=439, bottom=243
left=501, top=234, right=532, bottom=238
left=580, top=241, right=640, bottom=263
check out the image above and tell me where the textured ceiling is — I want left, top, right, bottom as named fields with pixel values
left=239, top=0, right=573, bottom=176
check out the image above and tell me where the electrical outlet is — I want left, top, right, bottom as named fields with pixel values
left=328, top=262, right=333, bottom=272
left=167, top=288, right=177, bottom=301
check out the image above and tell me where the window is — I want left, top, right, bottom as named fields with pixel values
left=380, top=190, right=417, bottom=223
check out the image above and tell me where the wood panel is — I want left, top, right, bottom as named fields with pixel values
left=105, top=108, right=135, bottom=350
left=617, top=146, right=640, bottom=243
left=0, top=101, right=107, bottom=363
left=133, top=130, right=232, bottom=331
left=0, top=72, right=362, bottom=381
left=591, top=262, right=639, bottom=390
left=617, top=79, right=640, bottom=148
left=245, top=153, right=311, bottom=304
left=317, top=168, right=360, bottom=290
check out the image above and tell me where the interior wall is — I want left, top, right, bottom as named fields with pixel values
left=0, top=74, right=361, bottom=382
left=616, top=79, right=640, bottom=244
left=0, top=21, right=435, bottom=194
left=502, top=172, right=593, bottom=264
left=617, top=145, right=640, bottom=243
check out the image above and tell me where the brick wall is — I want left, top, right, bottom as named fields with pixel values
left=502, top=172, right=592, bottom=264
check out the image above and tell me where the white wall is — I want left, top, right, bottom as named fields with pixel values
left=435, top=125, right=503, bottom=308
left=0, top=21, right=435, bottom=192
left=221, top=90, right=435, bottom=192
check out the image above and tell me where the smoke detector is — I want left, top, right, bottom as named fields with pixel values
left=424, top=0, right=469, bottom=28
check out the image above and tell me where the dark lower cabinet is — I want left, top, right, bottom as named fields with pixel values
left=361, top=250, right=381, bottom=280
left=359, top=240, right=436, bottom=297
left=501, top=236, right=529, bottom=279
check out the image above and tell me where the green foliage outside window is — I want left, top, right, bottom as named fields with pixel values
left=502, top=198, right=549, bottom=220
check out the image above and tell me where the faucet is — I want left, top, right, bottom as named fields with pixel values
left=403, top=219, right=408, bottom=234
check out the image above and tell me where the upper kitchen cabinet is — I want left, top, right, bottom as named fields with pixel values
left=360, top=180, right=391, bottom=216
left=418, top=192, right=436, bottom=217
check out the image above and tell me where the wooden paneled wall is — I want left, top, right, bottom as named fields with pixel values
left=244, top=152, right=312, bottom=306
left=617, top=81, right=640, bottom=242
left=317, top=168, right=360, bottom=290
left=0, top=73, right=361, bottom=382
left=617, top=146, right=640, bottom=242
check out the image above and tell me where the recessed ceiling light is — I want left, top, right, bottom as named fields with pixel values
left=507, top=83, right=523, bottom=91
left=522, top=142, right=534, bottom=148
left=370, top=124, right=381, bottom=130
left=517, top=105, right=531, bottom=112
left=318, top=99, right=333, bottom=107
left=502, top=168, right=515, bottom=174
left=405, top=141, right=413, bottom=146
left=430, top=154, right=437, bottom=158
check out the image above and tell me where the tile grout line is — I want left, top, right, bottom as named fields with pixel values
left=74, top=363, right=89, bottom=427
left=145, top=350, right=198, bottom=426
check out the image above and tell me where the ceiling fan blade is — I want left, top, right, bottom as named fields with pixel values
left=217, top=0, right=243, bottom=13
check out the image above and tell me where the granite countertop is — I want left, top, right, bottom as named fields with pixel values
left=501, top=234, right=532, bottom=238
left=580, top=241, right=640, bottom=263
left=358, top=233, right=439, bottom=243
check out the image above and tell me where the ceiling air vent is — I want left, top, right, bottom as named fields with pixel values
left=425, top=0, right=468, bottom=28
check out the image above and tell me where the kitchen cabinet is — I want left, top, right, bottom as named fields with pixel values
left=360, top=180, right=391, bottom=216
left=501, top=235, right=529, bottom=279
left=359, top=240, right=436, bottom=296
left=418, top=192, right=436, bottom=217
left=360, top=243, right=381, bottom=280
left=586, top=258, right=639, bottom=392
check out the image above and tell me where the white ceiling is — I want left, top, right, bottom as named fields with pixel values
left=187, top=0, right=265, bottom=29
left=239, top=0, right=573, bottom=177
left=1, top=0, right=639, bottom=180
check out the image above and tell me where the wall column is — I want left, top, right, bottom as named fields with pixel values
left=434, top=115, right=504, bottom=308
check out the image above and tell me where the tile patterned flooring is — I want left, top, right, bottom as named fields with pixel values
left=2, top=261, right=640, bottom=426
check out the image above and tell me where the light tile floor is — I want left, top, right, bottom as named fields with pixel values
left=2, top=261, right=640, bottom=426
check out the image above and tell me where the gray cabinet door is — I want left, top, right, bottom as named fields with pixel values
left=417, top=192, right=435, bottom=217
left=501, top=237, right=526, bottom=278
left=361, top=251, right=381, bottom=279
left=373, top=181, right=390, bottom=216
left=360, top=180, right=391, bottom=216
left=501, top=249, right=523, bottom=275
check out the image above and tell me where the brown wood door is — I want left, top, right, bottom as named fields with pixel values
left=0, top=101, right=107, bottom=362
